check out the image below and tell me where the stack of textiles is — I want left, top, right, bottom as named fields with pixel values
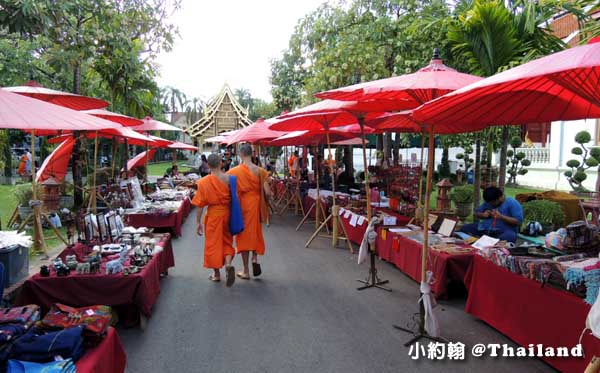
left=39, top=304, right=112, bottom=346
left=0, top=306, right=39, bottom=346
left=564, top=258, right=600, bottom=304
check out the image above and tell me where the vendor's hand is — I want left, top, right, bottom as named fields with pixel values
left=480, top=210, right=492, bottom=218
left=491, top=210, right=502, bottom=219
left=196, top=223, right=204, bottom=236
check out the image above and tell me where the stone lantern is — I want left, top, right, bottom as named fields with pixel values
left=436, top=178, right=453, bottom=212
left=42, top=177, right=61, bottom=212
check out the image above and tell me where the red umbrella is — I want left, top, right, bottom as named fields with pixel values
left=315, top=50, right=483, bottom=108
left=269, top=130, right=359, bottom=146
left=47, top=127, right=155, bottom=144
left=129, top=116, right=183, bottom=132
left=36, top=137, right=76, bottom=183
left=3, top=81, right=108, bottom=110
left=82, top=109, right=143, bottom=126
left=125, top=149, right=157, bottom=171
left=414, top=42, right=600, bottom=129
left=274, top=100, right=384, bottom=126
left=205, top=129, right=242, bottom=143
left=168, top=141, right=197, bottom=151
left=224, top=119, right=285, bottom=145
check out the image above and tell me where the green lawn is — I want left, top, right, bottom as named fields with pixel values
left=147, top=161, right=194, bottom=176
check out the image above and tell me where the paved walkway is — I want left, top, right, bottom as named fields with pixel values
left=119, top=211, right=554, bottom=372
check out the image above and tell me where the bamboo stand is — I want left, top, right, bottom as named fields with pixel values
left=356, top=119, right=390, bottom=291
left=393, top=126, right=444, bottom=345
left=296, top=161, right=328, bottom=231
left=305, top=130, right=352, bottom=253
left=30, top=130, right=49, bottom=258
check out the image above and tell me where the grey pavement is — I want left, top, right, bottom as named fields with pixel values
left=119, top=211, right=555, bottom=373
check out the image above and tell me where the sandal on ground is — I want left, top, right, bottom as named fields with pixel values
left=237, top=272, right=250, bottom=280
left=208, top=275, right=220, bottom=282
left=252, top=262, right=262, bottom=277
left=226, top=266, right=235, bottom=287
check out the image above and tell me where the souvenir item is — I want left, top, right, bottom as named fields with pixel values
left=525, top=221, right=543, bottom=236
left=65, top=255, right=78, bottom=271
left=106, top=248, right=128, bottom=275
left=0, top=305, right=40, bottom=325
left=39, top=266, right=49, bottom=277
left=75, top=263, right=90, bottom=274
left=40, top=304, right=112, bottom=342
left=10, top=326, right=84, bottom=362
left=7, top=358, right=76, bottom=373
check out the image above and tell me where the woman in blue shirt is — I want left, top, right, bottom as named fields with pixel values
left=460, top=186, right=523, bottom=242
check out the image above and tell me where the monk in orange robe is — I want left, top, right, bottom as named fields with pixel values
left=192, top=153, right=236, bottom=286
left=228, top=144, right=271, bottom=279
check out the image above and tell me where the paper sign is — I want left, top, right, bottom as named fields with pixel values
left=383, top=216, right=397, bottom=226
left=339, top=208, right=345, bottom=215
left=344, top=210, right=352, bottom=219
left=472, top=235, right=500, bottom=250
left=349, top=214, right=358, bottom=227
left=438, top=218, right=457, bottom=237
left=357, top=216, right=366, bottom=226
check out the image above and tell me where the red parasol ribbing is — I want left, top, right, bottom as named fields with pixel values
left=81, top=109, right=143, bottom=127
left=129, top=117, right=183, bottom=132
left=47, top=127, right=155, bottom=145
left=269, top=129, right=359, bottom=147
left=3, top=81, right=108, bottom=110
left=125, top=149, right=157, bottom=171
left=315, top=50, right=483, bottom=108
left=414, top=43, right=600, bottom=129
left=36, top=138, right=75, bottom=183
left=168, top=141, right=197, bottom=151
left=224, top=119, right=285, bottom=145
left=0, top=89, right=120, bottom=131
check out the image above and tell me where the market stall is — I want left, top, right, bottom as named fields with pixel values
left=15, top=233, right=174, bottom=326
left=124, top=198, right=192, bottom=237
left=75, top=327, right=127, bottom=373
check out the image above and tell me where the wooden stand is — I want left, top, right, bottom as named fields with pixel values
left=296, top=168, right=328, bottom=231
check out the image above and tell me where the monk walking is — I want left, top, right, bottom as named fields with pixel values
left=192, top=153, right=236, bottom=286
left=228, top=144, right=271, bottom=279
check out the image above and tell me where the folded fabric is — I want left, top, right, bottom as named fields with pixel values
left=7, top=358, right=75, bottom=373
left=0, top=324, right=29, bottom=345
left=10, top=326, right=84, bottom=362
left=0, top=306, right=40, bottom=325
left=40, top=304, right=111, bottom=344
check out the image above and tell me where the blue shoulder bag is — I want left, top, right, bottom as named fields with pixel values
left=229, top=176, right=244, bottom=235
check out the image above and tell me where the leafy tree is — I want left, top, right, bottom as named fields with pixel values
left=564, top=131, right=600, bottom=192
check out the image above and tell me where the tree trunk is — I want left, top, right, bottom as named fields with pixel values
left=384, top=132, right=392, bottom=162
left=343, top=145, right=353, bottom=174
left=498, top=126, right=510, bottom=189
left=473, top=136, right=482, bottom=219
left=376, top=134, right=383, bottom=152
left=393, top=132, right=400, bottom=164
left=440, top=143, right=450, bottom=177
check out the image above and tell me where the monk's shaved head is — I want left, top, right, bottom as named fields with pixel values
left=239, top=143, right=253, bottom=157
left=207, top=153, right=221, bottom=169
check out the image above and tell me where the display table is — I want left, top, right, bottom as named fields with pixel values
left=338, top=209, right=411, bottom=246
left=465, top=254, right=600, bottom=372
left=376, top=231, right=474, bottom=299
left=76, top=327, right=127, bottom=373
left=15, top=234, right=175, bottom=326
left=125, top=198, right=191, bottom=237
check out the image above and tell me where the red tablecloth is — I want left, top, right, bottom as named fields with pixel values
left=125, top=198, right=191, bottom=237
left=465, top=254, right=600, bottom=372
left=15, top=234, right=175, bottom=325
left=302, top=195, right=331, bottom=219
left=338, top=209, right=412, bottom=245
left=376, top=232, right=474, bottom=299
left=76, top=327, right=126, bottom=373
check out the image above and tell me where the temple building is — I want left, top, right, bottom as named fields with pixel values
left=185, top=84, right=253, bottom=150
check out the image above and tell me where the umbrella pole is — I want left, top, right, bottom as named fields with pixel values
left=356, top=117, right=390, bottom=292
left=416, top=131, right=426, bottom=222
left=145, top=142, right=149, bottom=185
left=90, top=132, right=99, bottom=213
left=327, top=130, right=339, bottom=247
left=111, top=136, right=117, bottom=180
left=393, top=126, right=444, bottom=345
left=30, top=130, right=48, bottom=258
left=172, top=148, right=176, bottom=167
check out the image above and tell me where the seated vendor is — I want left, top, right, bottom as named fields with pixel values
left=460, top=186, right=523, bottom=243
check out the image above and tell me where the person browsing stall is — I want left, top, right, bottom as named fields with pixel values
left=460, top=186, right=523, bottom=242
left=192, top=153, right=236, bottom=286
left=227, top=144, right=271, bottom=279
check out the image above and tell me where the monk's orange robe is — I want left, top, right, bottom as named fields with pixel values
left=288, top=155, right=297, bottom=177
left=227, top=164, right=267, bottom=255
left=191, top=175, right=235, bottom=269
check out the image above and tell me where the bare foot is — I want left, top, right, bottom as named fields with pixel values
left=236, top=272, right=250, bottom=280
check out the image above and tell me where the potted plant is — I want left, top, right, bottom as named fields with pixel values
left=522, top=200, right=565, bottom=234
left=15, top=183, right=43, bottom=220
left=451, top=184, right=474, bottom=221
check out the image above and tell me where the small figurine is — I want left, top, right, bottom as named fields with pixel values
left=106, top=246, right=128, bottom=275
left=87, top=253, right=101, bottom=274
left=65, top=255, right=78, bottom=271
left=76, top=262, right=90, bottom=274
left=40, top=265, right=50, bottom=277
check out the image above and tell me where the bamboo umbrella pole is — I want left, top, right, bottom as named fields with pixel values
left=359, top=119, right=372, bottom=221
left=416, top=131, right=426, bottom=220
left=421, top=126, right=435, bottom=280
left=172, top=149, right=177, bottom=167
left=111, top=136, right=117, bottom=179
left=326, top=130, right=339, bottom=247
left=30, top=130, right=48, bottom=256
left=145, top=142, right=149, bottom=184
left=315, top=151, right=321, bottom=228
left=90, top=132, right=99, bottom=213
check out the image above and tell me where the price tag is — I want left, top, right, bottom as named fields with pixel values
left=85, top=309, right=95, bottom=316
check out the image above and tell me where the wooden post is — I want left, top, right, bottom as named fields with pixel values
left=31, top=130, right=48, bottom=257
left=111, top=136, right=117, bottom=179
left=326, top=130, right=339, bottom=247
left=421, top=126, right=435, bottom=281
left=359, top=118, right=372, bottom=221
left=90, top=132, right=99, bottom=213
left=172, top=148, right=177, bottom=166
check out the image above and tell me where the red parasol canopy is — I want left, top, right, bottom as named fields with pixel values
left=0, top=89, right=120, bottom=131
left=81, top=109, right=143, bottom=127
left=36, top=137, right=75, bottom=183
left=205, top=129, right=242, bottom=143
left=129, top=116, right=183, bottom=132
left=274, top=100, right=386, bottom=125
left=224, top=119, right=285, bottom=145
left=315, top=50, right=483, bottom=109
left=125, top=149, right=157, bottom=171
left=47, top=127, right=155, bottom=145
left=269, top=130, right=359, bottom=147
left=168, top=141, right=197, bottom=151
left=414, top=43, right=600, bottom=130
left=3, top=81, right=108, bottom=110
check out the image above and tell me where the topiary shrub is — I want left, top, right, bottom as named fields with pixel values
left=506, top=136, right=531, bottom=186
left=564, top=131, right=600, bottom=192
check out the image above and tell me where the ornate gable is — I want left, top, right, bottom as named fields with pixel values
left=185, top=84, right=253, bottom=144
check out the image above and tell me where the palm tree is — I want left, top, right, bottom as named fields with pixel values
left=448, top=0, right=566, bottom=201
left=160, top=86, right=188, bottom=121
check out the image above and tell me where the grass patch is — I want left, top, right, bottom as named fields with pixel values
left=147, top=161, right=193, bottom=176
